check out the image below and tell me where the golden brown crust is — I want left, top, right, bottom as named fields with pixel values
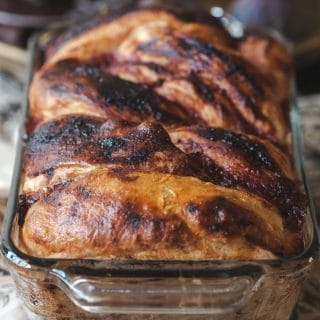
left=24, top=116, right=200, bottom=178
left=29, top=59, right=193, bottom=130
left=20, top=169, right=300, bottom=259
left=169, top=126, right=305, bottom=231
left=21, top=116, right=305, bottom=258
left=32, top=8, right=290, bottom=146
left=109, top=28, right=288, bottom=145
left=21, top=7, right=306, bottom=260
left=45, top=7, right=232, bottom=65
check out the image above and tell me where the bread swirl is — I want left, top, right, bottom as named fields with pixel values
left=20, top=7, right=305, bottom=259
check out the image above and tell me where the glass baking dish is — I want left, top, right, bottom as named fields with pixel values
left=1, top=5, right=319, bottom=320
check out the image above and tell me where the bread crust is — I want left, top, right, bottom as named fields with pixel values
left=21, top=7, right=305, bottom=260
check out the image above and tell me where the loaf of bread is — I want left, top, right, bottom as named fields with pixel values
left=19, top=6, right=306, bottom=260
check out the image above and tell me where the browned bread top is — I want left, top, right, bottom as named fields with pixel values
left=20, top=7, right=305, bottom=260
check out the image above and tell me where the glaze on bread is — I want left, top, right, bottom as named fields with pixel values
left=20, top=7, right=305, bottom=259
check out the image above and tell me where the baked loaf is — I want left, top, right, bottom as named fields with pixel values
left=19, top=6, right=306, bottom=260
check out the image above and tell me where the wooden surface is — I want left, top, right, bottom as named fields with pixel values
left=0, top=96, right=319, bottom=319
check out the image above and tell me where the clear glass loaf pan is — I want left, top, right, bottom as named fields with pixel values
left=1, top=7, right=319, bottom=320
